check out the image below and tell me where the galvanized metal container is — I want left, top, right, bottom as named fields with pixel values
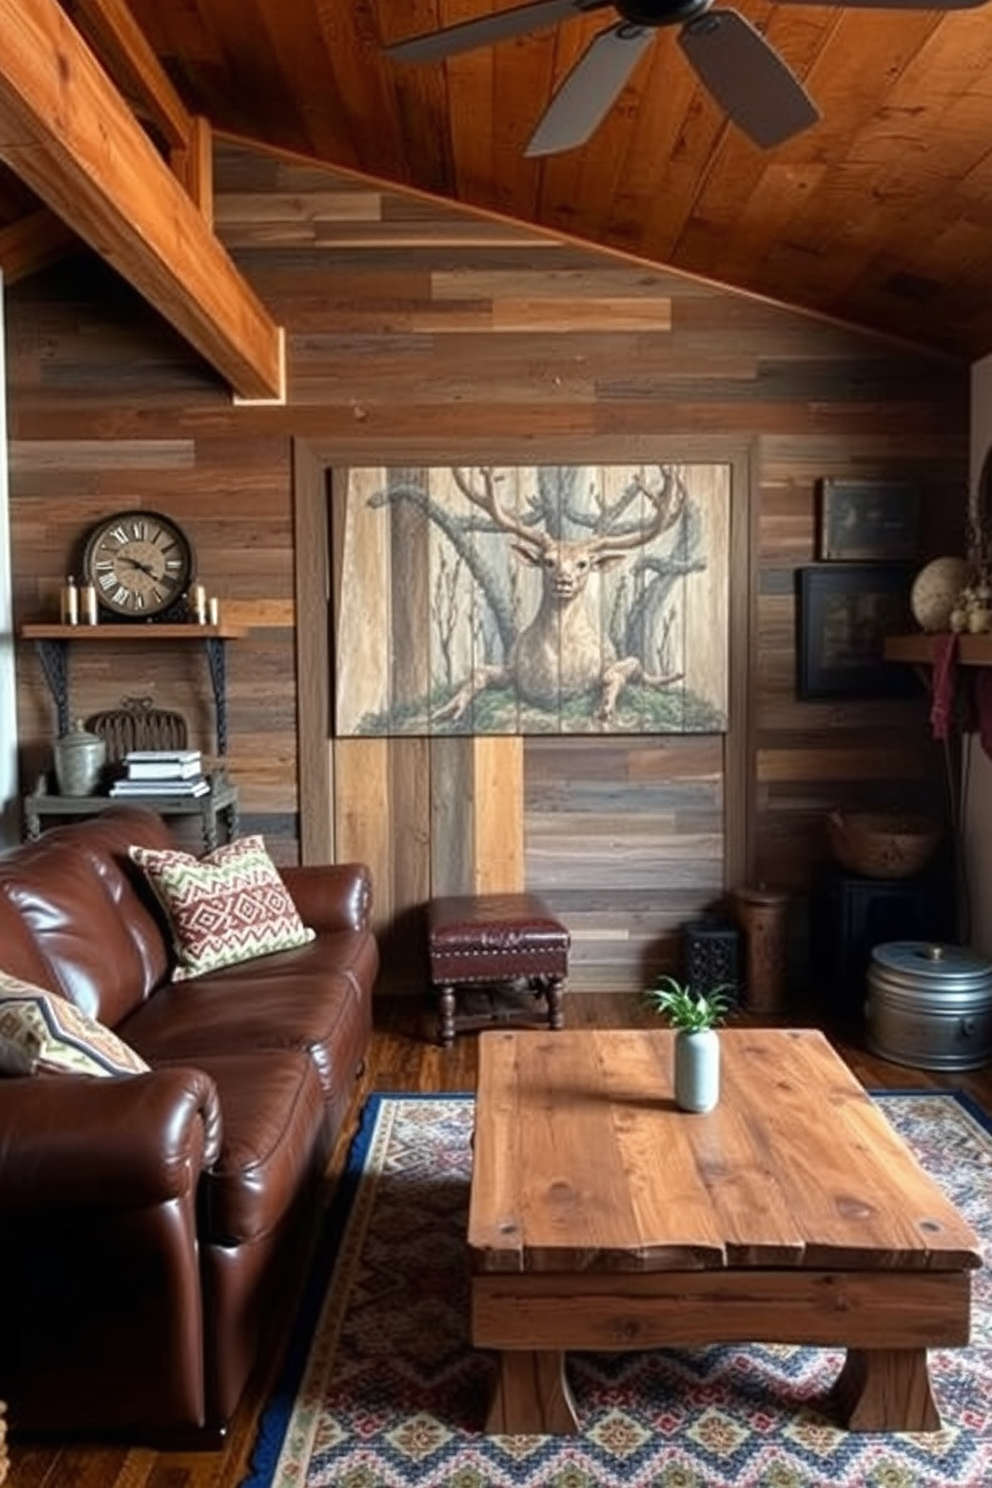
left=866, top=941, right=992, bottom=1071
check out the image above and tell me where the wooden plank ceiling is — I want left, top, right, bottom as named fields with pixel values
left=4, top=0, right=992, bottom=362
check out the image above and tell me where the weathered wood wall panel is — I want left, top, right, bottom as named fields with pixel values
left=525, top=734, right=726, bottom=987
left=6, top=139, right=968, bottom=994
left=473, top=737, right=524, bottom=894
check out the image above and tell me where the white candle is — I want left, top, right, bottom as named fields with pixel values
left=63, top=577, right=79, bottom=626
left=81, top=583, right=98, bottom=625
left=191, top=583, right=207, bottom=623
left=208, top=596, right=220, bottom=626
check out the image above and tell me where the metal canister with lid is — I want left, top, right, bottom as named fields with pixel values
left=866, top=941, right=992, bottom=1071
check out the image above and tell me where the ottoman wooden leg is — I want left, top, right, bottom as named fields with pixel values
left=544, top=975, right=566, bottom=1031
left=437, top=984, right=457, bottom=1047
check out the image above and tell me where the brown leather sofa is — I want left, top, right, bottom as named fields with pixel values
left=0, top=807, right=378, bottom=1443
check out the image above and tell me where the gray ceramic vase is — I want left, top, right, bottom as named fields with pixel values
left=53, top=720, right=106, bottom=796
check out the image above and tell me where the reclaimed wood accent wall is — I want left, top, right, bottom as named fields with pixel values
left=6, top=138, right=968, bottom=995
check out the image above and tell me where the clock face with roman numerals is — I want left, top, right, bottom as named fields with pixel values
left=82, top=511, right=195, bottom=618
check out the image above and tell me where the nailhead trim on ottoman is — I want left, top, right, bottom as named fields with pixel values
left=427, top=893, right=569, bottom=1047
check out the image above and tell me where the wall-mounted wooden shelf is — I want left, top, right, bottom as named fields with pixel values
left=20, top=622, right=247, bottom=641
left=18, top=621, right=248, bottom=751
left=884, top=634, right=992, bottom=667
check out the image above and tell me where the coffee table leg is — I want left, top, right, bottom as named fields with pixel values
left=485, top=1349, right=579, bottom=1435
left=832, top=1348, right=941, bottom=1432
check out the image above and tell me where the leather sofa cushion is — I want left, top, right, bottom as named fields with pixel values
left=119, top=934, right=371, bottom=1100
left=0, top=808, right=174, bottom=1026
left=188, top=1050, right=325, bottom=1245
left=303, top=928, right=380, bottom=1003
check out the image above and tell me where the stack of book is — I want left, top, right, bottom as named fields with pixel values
left=110, top=749, right=210, bottom=798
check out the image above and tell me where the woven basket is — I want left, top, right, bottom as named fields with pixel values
left=827, top=810, right=942, bottom=880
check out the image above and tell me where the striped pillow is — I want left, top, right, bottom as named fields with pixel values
left=130, top=834, right=315, bottom=981
left=0, top=971, right=150, bottom=1077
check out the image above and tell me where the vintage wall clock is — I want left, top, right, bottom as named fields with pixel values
left=82, top=510, right=195, bottom=620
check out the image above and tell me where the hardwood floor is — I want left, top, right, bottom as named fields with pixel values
left=8, top=992, right=991, bottom=1488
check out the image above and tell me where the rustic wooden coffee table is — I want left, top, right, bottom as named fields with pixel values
left=468, top=1027, right=982, bottom=1436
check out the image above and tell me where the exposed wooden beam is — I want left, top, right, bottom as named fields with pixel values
left=65, top=0, right=213, bottom=218
left=0, top=207, right=77, bottom=283
left=171, top=114, right=214, bottom=225
left=63, top=0, right=191, bottom=150
left=0, top=0, right=283, bottom=400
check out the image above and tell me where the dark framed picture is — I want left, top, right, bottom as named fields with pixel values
left=796, top=564, right=917, bottom=699
left=817, top=478, right=922, bottom=562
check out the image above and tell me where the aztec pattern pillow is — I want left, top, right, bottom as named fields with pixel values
left=130, top=834, right=315, bottom=981
left=0, top=970, right=150, bottom=1077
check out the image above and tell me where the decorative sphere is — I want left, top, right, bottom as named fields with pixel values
left=910, top=557, right=971, bottom=633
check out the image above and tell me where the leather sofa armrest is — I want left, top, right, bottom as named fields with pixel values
left=279, top=861, right=374, bottom=934
left=0, top=1065, right=222, bottom=1209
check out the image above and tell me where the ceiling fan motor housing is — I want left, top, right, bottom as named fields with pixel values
left=616, top=0, right=714, bottom=26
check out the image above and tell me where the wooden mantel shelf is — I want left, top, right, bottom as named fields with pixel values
left=884, top=634, right=992, bottom=667
left=20, top=622, right=247, bottom=640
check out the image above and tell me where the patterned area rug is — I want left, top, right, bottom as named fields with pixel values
left=244, top=1090, right=992, bottom=1488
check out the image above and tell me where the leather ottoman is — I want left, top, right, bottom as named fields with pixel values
left=427, top=893, right=570, bottom=1047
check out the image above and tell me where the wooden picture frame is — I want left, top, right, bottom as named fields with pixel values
left=817, top=478, right=921, bottom=562
left=796, top=564, right=917, bottom=699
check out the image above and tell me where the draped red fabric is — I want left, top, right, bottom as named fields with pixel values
left=929, top=631, right=959, bottom=742
left=927, top=630, right=992, bottom=760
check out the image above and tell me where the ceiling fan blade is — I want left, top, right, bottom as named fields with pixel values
left=678, top=10, right=820, bottom=149
left=386, top=0, right=612, bottom=64
left=525, top=23, right=654, bottom=156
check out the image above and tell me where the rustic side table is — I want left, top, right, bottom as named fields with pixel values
left=22, top=774, right=240, bottom=853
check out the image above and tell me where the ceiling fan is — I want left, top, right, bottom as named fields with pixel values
left=386, top=0, right=985, bottom=154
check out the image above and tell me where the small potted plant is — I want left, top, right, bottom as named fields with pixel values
left=643, top=975, right=734, bottom=1112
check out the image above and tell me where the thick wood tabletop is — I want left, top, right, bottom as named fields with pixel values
left=468, top=1027, right=983, bottom=1275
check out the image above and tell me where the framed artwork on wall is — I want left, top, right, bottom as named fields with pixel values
left=817, top=478, right=922, bottom=562
left=333, top=462, right=732, bottom=736
left=796, top=563, right=917, bottom=699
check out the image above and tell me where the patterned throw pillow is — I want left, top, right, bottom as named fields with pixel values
left=130, top=834, right=315, bottom=981
left=0, top=971, right=150, bottom=1077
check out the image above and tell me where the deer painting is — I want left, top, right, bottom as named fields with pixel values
left=435, top=465, right=686, bottom=724
left=335, top=463, right=729, bottom=735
